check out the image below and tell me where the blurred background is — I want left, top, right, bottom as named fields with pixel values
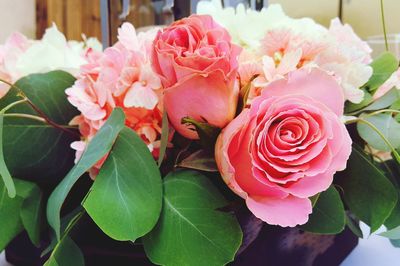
left=0, top=0, right=399, bottom=56
left=0, top=0, right=400, bottom=56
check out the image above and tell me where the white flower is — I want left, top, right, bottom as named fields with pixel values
left=15, top=24, right=102, bottom=77
left=197, top=0, right=326, bottom=52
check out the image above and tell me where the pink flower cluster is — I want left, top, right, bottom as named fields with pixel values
left=66, top=23, right=165, bottom=177
left=68, top=14, right=356, bottom=226
left=243, top=18, right=373, bottom=104
left=0, top=32, right=30, bottom=98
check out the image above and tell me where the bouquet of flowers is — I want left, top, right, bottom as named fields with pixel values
left=1, top=2, right=400, bottom=265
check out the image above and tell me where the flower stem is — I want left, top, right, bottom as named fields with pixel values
left=347, top=117, right=400, bottom=164
left=364, top=109, right=400, bottom=118
left=380, top=0, right=389, bottom=51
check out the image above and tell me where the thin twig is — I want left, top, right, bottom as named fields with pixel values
left=380, top=0, right=389, bottom=51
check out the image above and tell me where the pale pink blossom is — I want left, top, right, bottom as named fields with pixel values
left=249, top=19, right=372, bottom=104
left=67, top=23, right=166, bottom=175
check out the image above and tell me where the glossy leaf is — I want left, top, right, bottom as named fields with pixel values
left=357, top=113, right=400, bottom=151
left=346, top=213, right=363, bottom=238
left=181, top=117, right=221, bottom=151
left=83, top=127, right=162, bottom=241
left=339, top=147, right=397, bottom=232
left=380, top=226, right=400, bottom=239
left=0, top=71, right=79, bottom=184
left=20, top=183, right=43, bottom=246
left=385, top=189, right=400, bottom=230
left=44, top=236, right=84, bottom=266
left=143, top=170, right=242, bottom=266
left=177, top=149, right=218, bottom=172
left=391, top=239, right=400, bottom=248
left=0, top=181, right=24, bottom=251
left=366, top=52, right=398, bottom=91
left=301, top=186, right=345, bottom=234
left=364, top=88, right=400, bottom=111
left=345, top=90, right=373, bottom=114
left=0, top=179, right=43, bottom=250
left=157, top=109, right=169, bottom=167
left=47, top=108, right=125, bottom=239
left=0, top=113, right=15, bottom=197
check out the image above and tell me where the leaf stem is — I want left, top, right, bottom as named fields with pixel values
left=363, top=109, right=400, bottom=118
left=0, top=78, right=79, bottom=138
left=2, top=113, right=46, bottom=123
left=380, top=0, right=389, bottom=51
left=1, top=99, right=28, bottom=113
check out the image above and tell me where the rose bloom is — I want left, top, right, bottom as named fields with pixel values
left=152, top=14, right=241, bottom=139
left=66, top=23, right=166, bottom=177
left=215, top=68, right=352, bottom=226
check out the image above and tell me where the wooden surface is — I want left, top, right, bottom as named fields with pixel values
left=36, top=0, right=156, bottom=42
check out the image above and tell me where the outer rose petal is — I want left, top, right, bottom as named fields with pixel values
left=165, top=70, right=238, bottom=139
left=246, top=195, right=312, bottom=227
left=260, top=68, right=345, bottom=116
left=215, top=110, right=250, bottom=198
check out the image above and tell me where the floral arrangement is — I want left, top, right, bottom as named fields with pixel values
left=1, top=2, right=400, bottom=265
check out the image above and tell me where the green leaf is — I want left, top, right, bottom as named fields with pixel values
left=47, top=108, right=125, bottom=240
left=44, top=236, right=84, bottom=266
left=310, top=193, right=320, bottom=207
left=0, top=181, right=24, bottom=251
left=83, top=127, right=162, bottom=241
left=0, top=179, right=43, bottom=250
left=357, top=113, right=400, bottom=151
left=385, top=191, right=400, bottom=230
left=391, top=239, right=400, bottom=248
left=301, top=186, right=345, bottom=234
left=364, top=88, right=400, bottom=111
left=366, top=52, right=398, bottom=92
left=143, top=170, right=242, bottom=266
left=0, top=71, right=79, bottom=184
left=339, top=147, right=398, bottom=232
left=181, top=117, right=221, bottom=151
left=345, top=90, right=373, bottom=114
left=157, top=109, right=169, bottom=167
left=379, top=225, right=400, bottom=239
left=177, top=149, right=218, bottom=172
left=345, top=213, right=363, bottom=238
left=0, top=112, right=15, bottom=197
left=20, top=183, right=43, bottom=246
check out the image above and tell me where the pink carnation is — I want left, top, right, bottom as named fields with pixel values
left=66, top=23, right=166, bottom=177
left=247, top=19, right=372, bottom=104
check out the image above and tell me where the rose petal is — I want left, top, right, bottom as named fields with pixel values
left=246, top=195, right=312, bottom=227
left=260, top=68, right=345, bottom=116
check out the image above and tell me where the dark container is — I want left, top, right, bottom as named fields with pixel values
left=6, top=214, right=357, bottom=266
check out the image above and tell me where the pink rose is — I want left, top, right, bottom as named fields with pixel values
left=215, top=68, right=352, bottom=227
left=152, top=15, right=241, bottom=139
